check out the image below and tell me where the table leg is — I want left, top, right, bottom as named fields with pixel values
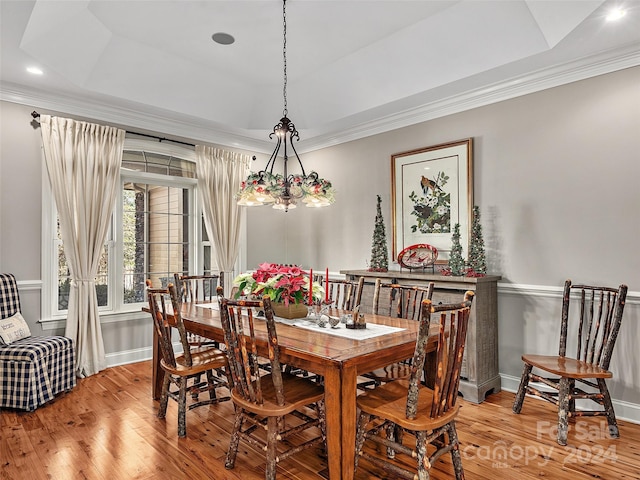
left=340, top=364, right=358, bottom=480
left=323, top=365, right=342, bottom=479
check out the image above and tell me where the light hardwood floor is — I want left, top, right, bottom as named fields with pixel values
left=1, top=361, right=639, bottom=480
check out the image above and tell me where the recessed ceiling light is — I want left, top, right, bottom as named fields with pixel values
left=27, top=66, right=43, bottom=75
left=212, top=32, right=235, bottom=45
left=606, top=8, right=626, bottom=21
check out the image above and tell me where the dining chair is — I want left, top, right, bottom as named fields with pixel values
left=301, top=275, right=365, bottom=384
left=372, top=280, right=435, bottom=320
left=174, top=273, right=219, bottom=303
left=315, top=275, right=364, bottom=310
left=354, top=292, right=475, bottom=480
left=359, top=280, right=435, bottom=388
left=174, top=273, right=220, bottom=348
left=218, top=292, right=326, bottom=480
left=512, top=280, right=628, bottom=445
left=146, top=280, right=230, bottom=437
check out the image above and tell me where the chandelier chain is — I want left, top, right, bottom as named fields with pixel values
left=282, top=0, right=288, bottom=117
left=236, top=0, right=334, bottom=211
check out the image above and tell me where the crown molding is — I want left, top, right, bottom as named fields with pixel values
left=299, top=44, right=640, bottom=152
left=2, top=44, right=638, bottom=154
left=0, top=84, right=274, bottom=155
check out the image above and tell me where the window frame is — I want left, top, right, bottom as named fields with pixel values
left=40, top=138, right=221, bottom=327
left=116, top=169, right=198, bottom=310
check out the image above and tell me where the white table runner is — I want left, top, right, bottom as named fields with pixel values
left=278, top=319, right=405, bottom=340
left=195, top=303, right=405, bottom=340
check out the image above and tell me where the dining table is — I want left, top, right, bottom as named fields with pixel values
left=147, top=302, right=438, bottom=480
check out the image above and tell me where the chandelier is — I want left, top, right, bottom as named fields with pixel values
left=237, top=0, right=335, bottom=212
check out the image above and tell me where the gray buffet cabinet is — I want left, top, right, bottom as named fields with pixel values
left=341, top=270, right=501, bottom=403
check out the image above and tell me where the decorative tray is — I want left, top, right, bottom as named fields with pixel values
left=397, top=244, right=438, bottom=269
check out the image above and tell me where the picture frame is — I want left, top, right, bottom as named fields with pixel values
left=391, top=138, right=473, bottom=261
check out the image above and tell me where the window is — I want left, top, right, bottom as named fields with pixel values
left=56, top=218, right=110, bottom=310
left=202, top=217, right=214, bottom=276
left=42, top=139, right=218, bottom=322
left=121, top=177, right=194, bottom=302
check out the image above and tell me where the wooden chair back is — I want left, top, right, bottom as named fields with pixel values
left=147, top=280, right=192, bottom=369
left=218, top=292, right=285, bottom=406
left=315, top=275, right=364, bottom=310
left=407, top=291, right=474, bottom=420
left=174, top=274, right=219, bottom=303
left=559, top=280, right=628, bottom=370
left=373, top=279, right=435, bottom=320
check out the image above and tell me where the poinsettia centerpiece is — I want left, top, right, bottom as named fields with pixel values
left=233, top=262, right=323, bottom=306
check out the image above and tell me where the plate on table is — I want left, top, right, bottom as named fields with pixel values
left=397, top=244, right=438, bottom=269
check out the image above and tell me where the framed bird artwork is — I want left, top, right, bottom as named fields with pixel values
left=391, top=139, right=473, bottom=262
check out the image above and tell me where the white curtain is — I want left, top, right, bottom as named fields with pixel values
left=40, top=115, right=125, bottom=378
left=196, top=146, right=250, bottom=295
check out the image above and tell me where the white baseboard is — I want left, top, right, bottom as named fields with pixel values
left=105, top=346, right=153, bottom=367
left=105, top=342, right=183, bottom=368
left=501, top=374, right=640, bottom=425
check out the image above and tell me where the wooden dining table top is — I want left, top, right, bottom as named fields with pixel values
left=179, top=302, right=434, bottom=372
left=148, top=301, right=437, bottom=480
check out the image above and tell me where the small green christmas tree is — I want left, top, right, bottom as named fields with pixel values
left=447, top=223, right=466, bottom=276
left=368, top=195, right=389, bottom=272
left=468, top=206, right=487, bottom=276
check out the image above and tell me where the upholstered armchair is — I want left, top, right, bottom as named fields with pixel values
left=0, top=273, right=76, bottom=411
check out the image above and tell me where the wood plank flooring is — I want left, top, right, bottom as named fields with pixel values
left=1, top=361, right=639, bottom=479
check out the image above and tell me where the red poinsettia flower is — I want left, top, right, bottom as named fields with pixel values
left=232, top=262, right=322, bottom=306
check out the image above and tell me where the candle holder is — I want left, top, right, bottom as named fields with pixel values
left=322, top=299, right=334, bottom=309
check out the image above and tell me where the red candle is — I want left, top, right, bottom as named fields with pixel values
left=325, top=268, right=329, bottom=303
left=308, top=269, right=313, bottom=305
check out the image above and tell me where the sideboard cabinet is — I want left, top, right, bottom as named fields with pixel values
left=341, top=270, right=501, bottom=403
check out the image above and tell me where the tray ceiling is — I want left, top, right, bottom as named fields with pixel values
left=1, top=0, right=639, bottom=152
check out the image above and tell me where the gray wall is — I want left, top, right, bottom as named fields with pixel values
left=0, top=101, right=156, bottom=356
left=1, top=67, right=639, bottom=418
left=245, top=66, right=640, bottom=416
left=1, top=102, right=45, bottom=332
left=246, top=67, right=640, bottom=287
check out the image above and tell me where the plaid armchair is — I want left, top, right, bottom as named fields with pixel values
left=0, top=273, right=76, bottom=411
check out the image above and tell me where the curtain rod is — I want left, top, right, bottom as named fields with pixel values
left=31, top=111, right=196, bottom=148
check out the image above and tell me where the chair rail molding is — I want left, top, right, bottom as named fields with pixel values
left=15, top=279, right=42, bottom=291
left=498, top=282, right=639, bottom=305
